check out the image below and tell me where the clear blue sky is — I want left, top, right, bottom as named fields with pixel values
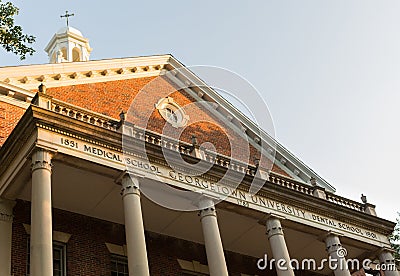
left=2, top=0, right=399, bottom=221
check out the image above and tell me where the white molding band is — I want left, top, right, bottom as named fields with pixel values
left=0, top=95, right=30, bottom=108
left=0, top=55, right=171, bottom=90
left=23, top=224, right=72, bottom=244
left=105, top=242, right=128, bottom=257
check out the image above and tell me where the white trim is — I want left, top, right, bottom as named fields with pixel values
left=0, top=81, right=35, bottom=97
left=0, top=55, right=171, bottom=78
left=0, top=95, right=30, bottom=108
left=23, top=224, right=72, bottom=243
left=105, top=242, right=127, bottom=257
left=0, top=55, right=171, bottom=90
left=2, top=68, right=164, bottom=90
left=0, top=81, right=35, bottom=106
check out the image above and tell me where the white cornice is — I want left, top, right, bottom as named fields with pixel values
left=0, top=55, right=172, bottom=90
left=0, top=95, right=30, bottom=108
left=0, top=81, right=35, bottom=96
left=0, top=81, right=35, bottom=106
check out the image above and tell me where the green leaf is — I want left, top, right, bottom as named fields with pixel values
left=389, top=212, right=400, bottom=259
left=0, top=1, right=35, bottom=60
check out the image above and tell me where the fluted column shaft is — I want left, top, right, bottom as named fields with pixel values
left=30, top=149, right=54, bottom=276
left=121, top=174, right=150, bottom=276
left=199, top=198, right=229, bottom=276
left=266, top=216, right=295, bottom=276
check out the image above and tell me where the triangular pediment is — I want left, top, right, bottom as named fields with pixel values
left=0, top=55, right=335, bottom=192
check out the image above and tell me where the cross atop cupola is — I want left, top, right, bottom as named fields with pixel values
left=60, top=11, right=74, bottom=27
left=44, top=13, right=92, bottom=63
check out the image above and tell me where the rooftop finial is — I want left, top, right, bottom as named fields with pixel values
left=310, top=177, right=317, bottom=186
left=60, top=10, right=74, bottom=27
left=361, top=194, right=367, bottom=204
left=191, top=135, right=198, bottom=147
left=38, top=83, right=46, bottom=94
left=119, top=110, right=126, bottom=122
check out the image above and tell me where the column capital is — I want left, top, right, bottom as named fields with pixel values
left=266, top=215, right=286, bottom=238
left=377, top=248, right=399, bottom=276
left=199, top=205, right=216, bottom=219
left=324, top=232, right=344, bottom=255
left=31, top=148, right=55, bottom=173
left=378, top=247, right=398, bottom=263
left=196, top=195, right=218, bottom=219
left=0, top=198, right=16, bottom=222
left=116, top=171, right=144, bottom=197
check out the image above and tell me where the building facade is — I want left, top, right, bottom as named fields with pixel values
left=0, top=27, right=398, bottom=276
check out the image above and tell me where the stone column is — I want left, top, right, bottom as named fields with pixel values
left=120, top=174, right=150, bottom=276
left=0, top=198, right=16, bottom=276
left=379, top=249, right=399, bottom=276
left=325, top=233, right=351, bottom=276
left=198, top=198, right=229, bottom=276
left=30, top=148, right=54, bottom=276
left=266, top=216, right=294, bottom=276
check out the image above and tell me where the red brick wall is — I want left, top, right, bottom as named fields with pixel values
left=45, top=77, right=257, bottom=162
left=0, top=102, right=26, bottom=146
left=11, top=200, right=273, bottom=276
